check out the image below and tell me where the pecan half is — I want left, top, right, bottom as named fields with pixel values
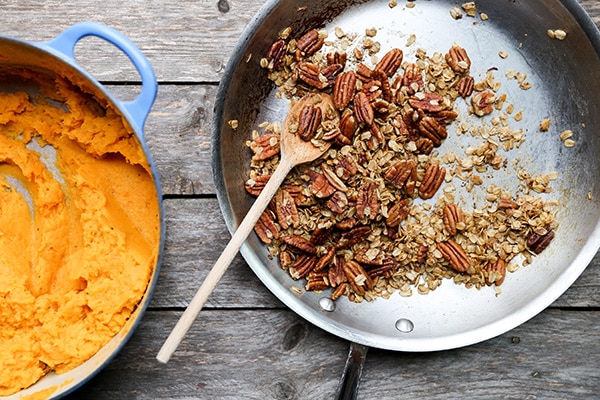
left=275, top=189, right=299, bottom=229
left=249, top=133, right=280, bottom=161
left=356, top=181, right=380, bottom=220
left=296, top=29, right=324, bottom=58
left=310, top=226, right=331, bottom=245
left=527, top=228, right=555, bottom=254
left=456, top=75, right=475, bottom=98
left=321, top=64, right=343, bottom=88
left=445, top=45, right=471, bottom=73
left=254, top=209, right=280, bottom=244
left=354, top=92, right=375, bottom=126
left=355, top=63, right=373, bottom=82
left=416, top=244, right=428, bottom=264
left=386, top=198, right=410, bottom=227
left=330, top=283, right=348, bottom=300
left=282, top=234, right=317, bottom=254
left=321, top=127, right=341, bottom=142
left=321, top=164, right=348, bottom=192
left=471, top=90, right=496, bottom=116
left=282, top=183, right=314, bottom=207
left=415, top=137, right=434, bottom=155
left=371, top=99, right=391, bottom=117
left=367, top=257, right=400, bottom=279
left=431, top=109, right=459, bottom=125
left=498, top=198, right=519, bottom=209
left=384, top=160, right=415, bottom=189
left=375, top=48, right=403, bottom=76
left=279, top=249, right=294, bottom=269
left=336, top=155, right=359, bottom=180
left=329, top=283, right=349, bottom=301
left=437, top=239, right=471, bottom=272
left=405, top=168, right=418, bottom=196
left=343, top=259, right=374, bottom=296
left=402, top=63, right=424, bottom=95
left=337, top=109, right=357, bottom=145
left=306, top=170, right=336, bottom=198
left=297, top=103, right=322, bottom=141
left=245, top=174, right=271, bottom=196
left=354, top=248, right=386, bottom=266
left=372, top=69, right=393, bottom=102
left=365, top=124, right=384, bottom=150
left=327, top=51, right=347, bottom=67
left=485, top=258, right=507, bottom=286
left=408, top=92, right=446, bottom=113
left=419, top=164, right=446, bottom=200
left=361, top=79, right=383, bottom=102
left=340, top=226, right=371, bottom=248
left=327, top=191, right=349, bottom=214
left=290, top=254, right=317, bottom=279
left=401, top=112, right=420, bottom=138
left=329, top=256, right=348, bottom=287
left=418, top=116, right=447, bottom=147
left=314, top=246, right=336, bottom=272
left=335, top=217, right=357, bottom=231
left=305, top=273, right=329, bottom=291
left=443, top=203, right=465, bottom=236
left=384, top=224, right=399, bottom=238
left=296, top=61, right=328, bottom=89
left=390, top=115, right=410, bottom=137
left=266, top=39, right=287, bottom=70
left=333, top=71, right=357, bottom=110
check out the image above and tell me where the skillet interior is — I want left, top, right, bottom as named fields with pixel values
left=213, top=0, right=600, bottom=351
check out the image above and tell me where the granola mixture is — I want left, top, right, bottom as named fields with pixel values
left=244, top=21, right=558, bottom=302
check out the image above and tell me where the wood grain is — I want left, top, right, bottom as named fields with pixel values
left=65, top=309, right=600, bottom=400
left=0, top=0, right=263, bottom=82
left=1, top=0, right=599, bottom=398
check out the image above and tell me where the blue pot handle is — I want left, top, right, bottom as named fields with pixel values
left=44, top=22, right=157, bottom=134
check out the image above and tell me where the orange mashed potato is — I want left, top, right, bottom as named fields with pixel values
left=0, top=75, right=160, bottom=395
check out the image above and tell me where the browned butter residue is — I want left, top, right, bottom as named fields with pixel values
left=0, top=74, right=160, bottom=395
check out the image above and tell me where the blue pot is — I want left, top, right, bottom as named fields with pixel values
left=0, top=22, right=164, bottom=399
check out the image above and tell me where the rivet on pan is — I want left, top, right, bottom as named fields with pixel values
left=319, top=297, right=336, bottom=312
left=395, top=318, right=414, bottom=333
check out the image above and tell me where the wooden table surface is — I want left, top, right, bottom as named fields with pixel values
left=4, top=1, right=599, bottom=399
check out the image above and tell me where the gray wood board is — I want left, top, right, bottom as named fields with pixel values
left=66, top=309, right=600, bottom=400
left=1, top=0, right=598, bottom=398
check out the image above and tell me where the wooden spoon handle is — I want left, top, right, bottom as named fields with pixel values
left=157, top=155, right=294, bottom=363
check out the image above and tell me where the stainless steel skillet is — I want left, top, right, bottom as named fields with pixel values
left=212, top=0, right=600, bottom=395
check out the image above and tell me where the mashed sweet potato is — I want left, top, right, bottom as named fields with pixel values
left=0, top=74, right=160, bottom=395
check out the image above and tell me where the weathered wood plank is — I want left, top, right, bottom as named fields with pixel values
left=360, top=309, right=600, bottom=399
left=146, top=85, right=217, bottom=195
left=65, top=310, right=347, bottom=400
left=0, top=0, right=263, bottom=82
left=64, top=309, right=600, bottom=400
left=1, top=0, right=598, bottom=83
left=2, top=1, right=599, bottom=399
left=154, top=198, right=600, bottom=309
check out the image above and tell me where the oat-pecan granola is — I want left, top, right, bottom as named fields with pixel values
left=246, top=23, right=558, bottom=302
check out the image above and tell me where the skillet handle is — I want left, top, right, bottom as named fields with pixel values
left=43, top=22, right=157, bottom=134
left=334, top=342, right=369, bottom=400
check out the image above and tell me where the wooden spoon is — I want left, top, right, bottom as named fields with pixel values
left=157, top=93, right=338, bottom=363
